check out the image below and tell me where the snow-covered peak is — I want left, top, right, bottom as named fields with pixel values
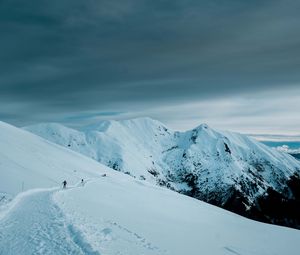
left=2, top=121, right=300, bottom=255
left=24, top=117, right=300, bottom=228
left=81, top=117, right=169, bottom=134
left=24, top=118, right=300, bottom=184
left=193, top=123, right=210, bottom=131
left=80, top=120, right=117, bottom=132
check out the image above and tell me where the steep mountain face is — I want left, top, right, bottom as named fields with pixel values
left=25, top=118, right=300, bottom=229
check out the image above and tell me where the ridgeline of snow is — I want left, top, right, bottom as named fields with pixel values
left=25, top=118, right=300, bottom=205
left=24, top=118, right=170, bottom=182
left=1, top=121, right=300, bottom=254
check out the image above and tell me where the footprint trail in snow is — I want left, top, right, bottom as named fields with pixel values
left=0, top=189, right=100, bottom=255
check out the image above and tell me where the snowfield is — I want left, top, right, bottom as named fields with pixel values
left=0, top=188, right=100, bottom=255
left=1, top=120, right=300, bottom=254
left=24, top=118, right=300, bottom=191
left=0, top=121, right=105, bottom=195
left=25, top=118, right=300, bottom=228
left=54, top=176, right=300, bottom=255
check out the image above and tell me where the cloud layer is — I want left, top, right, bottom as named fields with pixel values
left=0, top=0, right=299, bottom=132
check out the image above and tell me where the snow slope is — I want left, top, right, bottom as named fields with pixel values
left=54, top=176, right=300, bottom=255
left=2, top=179, right=300, bottom=255
left=0, top=121, right=106, bottom=195
left=25, top=118, right=300, bottom=228
left=24, top=118, right=169, bottom=182
left=0, top=188, right=100, bottom=255
left=1, top=121, right=300, bottom=254
left=24, top=118, right=300, bottom=193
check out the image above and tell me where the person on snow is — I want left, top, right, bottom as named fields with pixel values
left=62, top=180, right=67, bottom=189
left=81, top=179, right=84, bottom=186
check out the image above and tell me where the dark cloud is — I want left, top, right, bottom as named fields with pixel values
left=0, top=0, right=300, bottom=127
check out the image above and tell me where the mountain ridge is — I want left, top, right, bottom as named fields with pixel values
left=1, top=120, right=299, bottom=254
left=24, top=118, right=300, bottom=228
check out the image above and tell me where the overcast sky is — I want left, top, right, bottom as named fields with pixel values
left=0, top=0, right=299, bottom=135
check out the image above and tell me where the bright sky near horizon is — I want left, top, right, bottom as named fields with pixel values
left=0, top=0, right=299, bottom=135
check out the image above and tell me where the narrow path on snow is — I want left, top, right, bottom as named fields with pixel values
left=0, top=188, right=100, bottom=255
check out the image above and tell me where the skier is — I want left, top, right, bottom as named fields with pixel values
left=81, top=179, right=84, bottom=186
left=62, top=180, right=67, bottom=189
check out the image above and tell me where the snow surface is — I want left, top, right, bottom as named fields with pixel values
left=54, top=176, right=300, bottom=255
left=0, top=188, right=100, bottom=255
left=0, top=121, right=106, bottom=195
left=1, top=177, right=300, bottom=255
left=25, top=118, right=300, bottom=205
left=1, top=120, right=300, bottom=254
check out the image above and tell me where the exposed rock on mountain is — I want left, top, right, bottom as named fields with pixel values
left=25, top=118, right=300, bottom=228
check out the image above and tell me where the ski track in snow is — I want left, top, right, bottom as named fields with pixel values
left=0, top=189, right=100, bottom=255
left=223, top=246, right=242, bottom=255
left=106, top=220, right=163, bottom=252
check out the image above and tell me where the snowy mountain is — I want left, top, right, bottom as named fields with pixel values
left=1, top=121, right=300, bottom=254
left=25, top=118, right=300, bottom=229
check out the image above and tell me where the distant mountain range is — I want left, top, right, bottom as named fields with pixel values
left=259, top=141, right=300, bottom=161
left=25, top=118, right=300, bottom=229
